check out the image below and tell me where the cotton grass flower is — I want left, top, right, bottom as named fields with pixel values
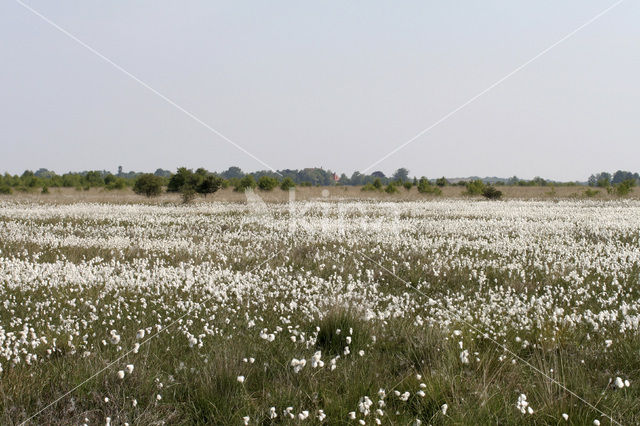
left=460, top=349, right=470, bottom=364
left=516, top=394, right=528, bottom=414
left=291, top=358, right=306, bottom=373
left=311, top=351, right=324, bottom=368
left=358, top=396, right=373, bottom=416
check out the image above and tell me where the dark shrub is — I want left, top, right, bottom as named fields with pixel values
left=482, top=186, right=502, bottom=200
left=584, top=188, right=599, bottom=198
left=257, top=176, right=278, bottom=191
left=197, top=175, right=223, bottom=197
left=417, top=178, right=442, bottom=195
left=280, top=177, right=296, bottom=191
left=234, top=175, right=257, bottom=192
left=435, top=177, right=448, bottom=187
left=615, top=179, right=635, bottom=197
left=133, top=174, right=163, bottom=197
left=464, top=179, right=485, bottom=195
left=168, top=167, right=199, bottom=193
left=385, top=183, right=398, bottom=194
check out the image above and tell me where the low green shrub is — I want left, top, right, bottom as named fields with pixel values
left=464, top=179, right=485, bottom=196
left=257, top=176, right=278, bottom=191
left=234, top=175, right=257, bottom=192
left=482, top=186, right=502, bottom=200
left=280, top=177, right=296, bottom=191
left=417, top=178, right=442, bottom=195
left=614, top=179, right=635, bottom=197
left=385, top=183, right=399, bottom=194
left=584, top=188, right=599, bottom=198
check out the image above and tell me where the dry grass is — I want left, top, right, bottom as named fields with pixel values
left=1, top=185, right=637, bottom=204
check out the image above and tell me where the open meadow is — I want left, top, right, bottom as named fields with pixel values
left=1, top=198, right=639, bottom=424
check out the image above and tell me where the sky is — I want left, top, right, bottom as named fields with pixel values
left=1, top=1, right=639, bottom=181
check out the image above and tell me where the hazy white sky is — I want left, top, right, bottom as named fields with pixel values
left=1, top=1, right=638, bottom=180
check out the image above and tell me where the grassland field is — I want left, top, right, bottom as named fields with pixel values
left=0, top=193, right=639, bottom=425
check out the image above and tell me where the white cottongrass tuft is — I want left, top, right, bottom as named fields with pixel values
left=516, top=394, right=529, bottom=414
left=291, top=358, right=307, bottom=373
left=460, top=349, right=470, bottom=364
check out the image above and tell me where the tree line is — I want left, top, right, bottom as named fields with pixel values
left=0, top=166, right=637, bottom=198
left=586, top=171, right=640, bottom=197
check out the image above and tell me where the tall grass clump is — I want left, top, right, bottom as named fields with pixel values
left=315, top=309, right=371, bottom=356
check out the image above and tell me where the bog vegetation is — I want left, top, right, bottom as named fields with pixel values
left=0, top=199, right=639, bottom=424
left=1, top=167, right=638, bottom=200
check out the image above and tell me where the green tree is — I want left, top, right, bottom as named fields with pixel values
left=133, top=174, right=163, bottom=197
left=197, top=175, right=223, bottom=197
left=280, top=177, right=296, bottom=191
left=168, top=168, right=201, bottom=193
left=417, top=177, right=442, bottom=195
left=257, top=176, right=278, bottom=191
left=614, top=179, right=635, bottom=197
left=235, top=175, right=257, bottom=192
left=221, top=166, right=244, bottom=180
left=435, top=177, right=448, bottom=187
left=392, top=168, right=409, bottom=183
left=465, top=179, right=485, bottom=195
left=385, top=183, right=398, bottom=194
left=372, top=178, right=383, bottom=190
left=104, top=174, right=116, bottom=186
left=85, top=171, right=104, bottom=187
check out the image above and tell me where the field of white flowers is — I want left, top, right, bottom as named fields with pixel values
left=0, top=199, right=639, bottom=425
